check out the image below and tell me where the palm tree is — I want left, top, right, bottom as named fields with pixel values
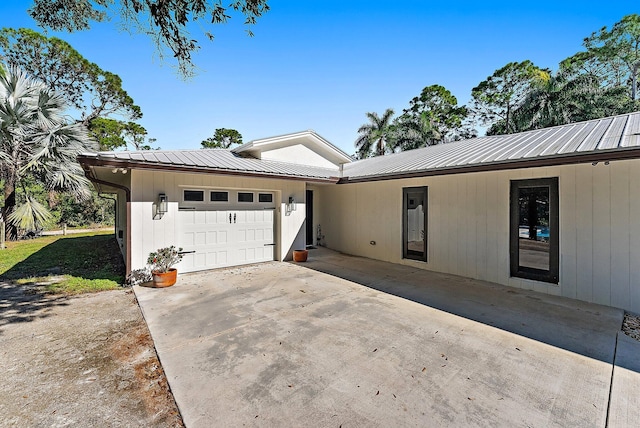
left=355, top=109, right=395, bottom=158
left=0, top=65, right=96, bottom=240
left=511, top=69, right=636, bottom=133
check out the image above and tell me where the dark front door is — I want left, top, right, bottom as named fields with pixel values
left=306, top=190, right=313, bottom=246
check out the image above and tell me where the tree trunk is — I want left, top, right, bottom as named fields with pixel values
left=2, top=173, right=18, bottom=241
left=48, top=190, right=58, bottom=209
left=632, top=62, right=639, bottom=101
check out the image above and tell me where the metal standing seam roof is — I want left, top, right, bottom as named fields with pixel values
left=78, top=148, right=340, bottom=180
left=341, top=111, right=640, bottom=180
left=78, top=112, right=640, bottom=183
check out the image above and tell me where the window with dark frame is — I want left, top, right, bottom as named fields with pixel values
left=210, top=191, right=229, bottom=202
left=184, top=190, right=204, bottom=202
left=403, top=187, right=428, bottom=262
left=258, top=193, right=273, bottom=203
left=509, top=178, right=559, bottom=284
left=238, top=192, right=254, bottom=203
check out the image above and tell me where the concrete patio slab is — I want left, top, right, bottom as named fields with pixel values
left=608, top=331, right=640, bottom=427
left=135, top=248, right=626, bottom=427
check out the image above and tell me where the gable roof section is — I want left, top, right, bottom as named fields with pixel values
left=78, top=148, right=340, bottom=183
left=341, top=111, right=640, bottom=182
left=233, top=130, right=353, bottom=166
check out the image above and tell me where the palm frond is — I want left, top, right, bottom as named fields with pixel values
left=7, top=196, right=52, bottom=231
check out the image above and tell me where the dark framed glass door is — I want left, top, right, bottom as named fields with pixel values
left=403, top=187, right=428, bottom=262
left=509, top=178, right=559, bottom=283
left=305, top=190, right=313, bottom=246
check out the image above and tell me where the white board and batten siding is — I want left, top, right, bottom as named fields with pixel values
left=129, top=170, right=306, bottom=273
left=318, top=159, right=640, bottom=313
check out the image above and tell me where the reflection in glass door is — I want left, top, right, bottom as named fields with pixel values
left=517, top=186, right=550, bottom=271
left=509, top=178, right=559, bottom=283
left=403, top=187, right=427, bottom=262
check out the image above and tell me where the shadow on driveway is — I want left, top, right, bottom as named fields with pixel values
left=300, top=248, right=624, bottom=365
left=0, top=281, right=70, bottom=334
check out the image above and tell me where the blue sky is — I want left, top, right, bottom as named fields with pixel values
left=0, top=1, right=636, bottom=154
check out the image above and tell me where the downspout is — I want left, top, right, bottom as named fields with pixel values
left=84, top=169, right=132, bottom=277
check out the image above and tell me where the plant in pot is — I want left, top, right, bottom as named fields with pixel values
left=147, top=246, right=183, bottom=287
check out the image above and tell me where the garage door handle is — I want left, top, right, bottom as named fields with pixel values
left=234, top=213, right=236, bottom=223
left=229, top=213, right=232, bottom=223
left=178, top=250, right=196, bottom=255
left=264, top=243, right=275, bottom=246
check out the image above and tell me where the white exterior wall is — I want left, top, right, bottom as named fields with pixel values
left=129, top=170, right=306, bottom=271
left=318, top=160, right=640, bottom=313
left=261, top=144, right=340, bottom=170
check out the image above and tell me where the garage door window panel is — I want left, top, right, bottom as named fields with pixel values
left=259, top=193, right=273, bottom=203
left=238, top=192, right=254, bottom=203
left=184, top=190, right=204, bottom=202
left=211, top=191, right=228, bottom=202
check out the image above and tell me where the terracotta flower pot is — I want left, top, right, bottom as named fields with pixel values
left=293, top=249, right=308, bottom=262
left=151, top=268, right=178, bottom=288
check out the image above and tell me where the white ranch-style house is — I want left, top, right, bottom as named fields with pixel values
left=78, top=112, right=640, bottom=313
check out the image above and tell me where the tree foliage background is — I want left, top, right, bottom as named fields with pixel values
left=27, top=0, right=270, bottom=77
left=356, top=14, right=640, bottom=157
left=0, top=28, right=148, bottom=237
left=0, top=66, right=99, bottom=239
left=201, top=128, right=243, bottom=149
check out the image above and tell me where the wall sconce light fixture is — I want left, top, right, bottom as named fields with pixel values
left=285, top=196, right=297, bottom=215
left=111, top=168, right=128, bottom=174
left=158, top=193, right=168, bottom=215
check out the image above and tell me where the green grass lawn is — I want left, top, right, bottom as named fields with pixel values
left=0, top=231, right=125, bottom=294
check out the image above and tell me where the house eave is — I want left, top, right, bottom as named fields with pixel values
left=77, top=155, right=340, bottom=184
left=338, top=148, right=640, bottom=184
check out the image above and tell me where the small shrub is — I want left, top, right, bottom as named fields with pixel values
left=147, top=246, right=183, bottom=273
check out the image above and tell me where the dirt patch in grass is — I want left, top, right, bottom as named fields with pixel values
left=0, top=283, right=183, bottom=427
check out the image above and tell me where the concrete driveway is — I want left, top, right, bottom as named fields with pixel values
left=134, top=248, right=638, bottom=427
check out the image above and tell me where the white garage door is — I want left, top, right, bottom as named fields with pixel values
left=176, top=190, right=275, bottom=273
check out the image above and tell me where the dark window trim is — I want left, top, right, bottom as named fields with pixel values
left=258, top=193, right=273, bottom=203
left=210, top=191, right=229, bottom=202
left=183, top=189, right=204, bottom=202
left=238, top=192, right=254, bottom=203
left=509, top=177, right=559, bottom=284
left=402, top=186, right=428, bottom=262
